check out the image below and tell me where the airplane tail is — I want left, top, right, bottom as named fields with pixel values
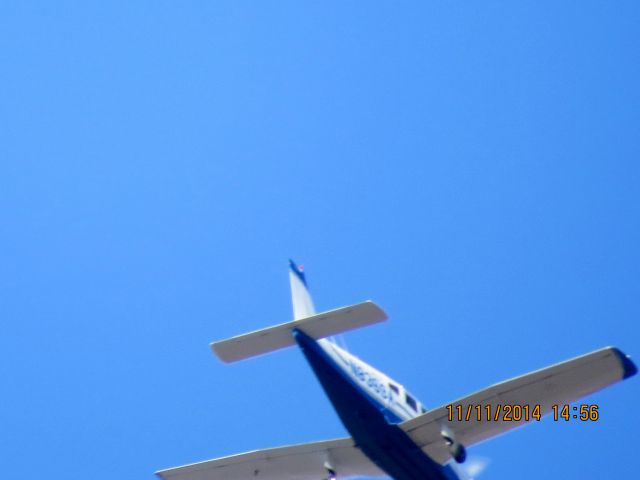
left=288, top=259, right=316, bottom=320
left=210, top=260, right=388, bottom=363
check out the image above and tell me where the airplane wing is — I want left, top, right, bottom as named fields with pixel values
left=399, top=346, right=636, bottom=464
left=155, top=437, right=386, bottom=480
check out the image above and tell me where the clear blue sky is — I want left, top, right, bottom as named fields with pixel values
left=2, top=2, right=638, bottom=479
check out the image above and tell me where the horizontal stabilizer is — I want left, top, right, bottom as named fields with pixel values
left=211, top=301, right=387, bottom=363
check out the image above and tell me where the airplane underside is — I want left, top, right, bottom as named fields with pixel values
left=293, top=329, right=458, bottom=480
left=156, top=261, right=636, bottom=480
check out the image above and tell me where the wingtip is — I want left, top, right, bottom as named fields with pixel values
left=210, top=341, right=234, bottom=364
left=154, top=469, right=167, bottom=479
left=611, top=347, right=638, bottom=379
left=365, top=300, right=389, bottom=321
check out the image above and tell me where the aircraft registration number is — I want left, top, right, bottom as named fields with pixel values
left=349, top=361, right=389, bottom=400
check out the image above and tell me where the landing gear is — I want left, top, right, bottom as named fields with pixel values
left=324, top=461, right=337, bottom=480
left=441, top=427, right=467, bottom=464
left=449, top=442, right=467, bottom=464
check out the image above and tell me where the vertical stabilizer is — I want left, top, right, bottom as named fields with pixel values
left=289, top=259, right=316, bottom=319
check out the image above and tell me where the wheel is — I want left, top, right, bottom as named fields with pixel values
left=450, top=442, right=467, bottom=463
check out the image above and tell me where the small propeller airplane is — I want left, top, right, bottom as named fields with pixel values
left=156, top=260, right=637, bottom=480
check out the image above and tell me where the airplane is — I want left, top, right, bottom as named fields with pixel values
left=156, top=260, right=637, bottom=480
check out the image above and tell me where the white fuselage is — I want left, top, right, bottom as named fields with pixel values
left=319, top=338, right=425, bottom=422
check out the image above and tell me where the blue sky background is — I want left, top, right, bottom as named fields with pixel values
left=2, top=2, right=639, bottom=479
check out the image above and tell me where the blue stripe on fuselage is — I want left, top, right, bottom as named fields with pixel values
left=292, top=329, right=459, bottom=480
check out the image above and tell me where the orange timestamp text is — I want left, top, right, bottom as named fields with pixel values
left=445, top=404, right=600, bottom=422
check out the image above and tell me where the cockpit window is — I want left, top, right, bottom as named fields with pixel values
left=405, top=393, right=417, bottom=411
left=389, top=383, right=399, bottom=394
